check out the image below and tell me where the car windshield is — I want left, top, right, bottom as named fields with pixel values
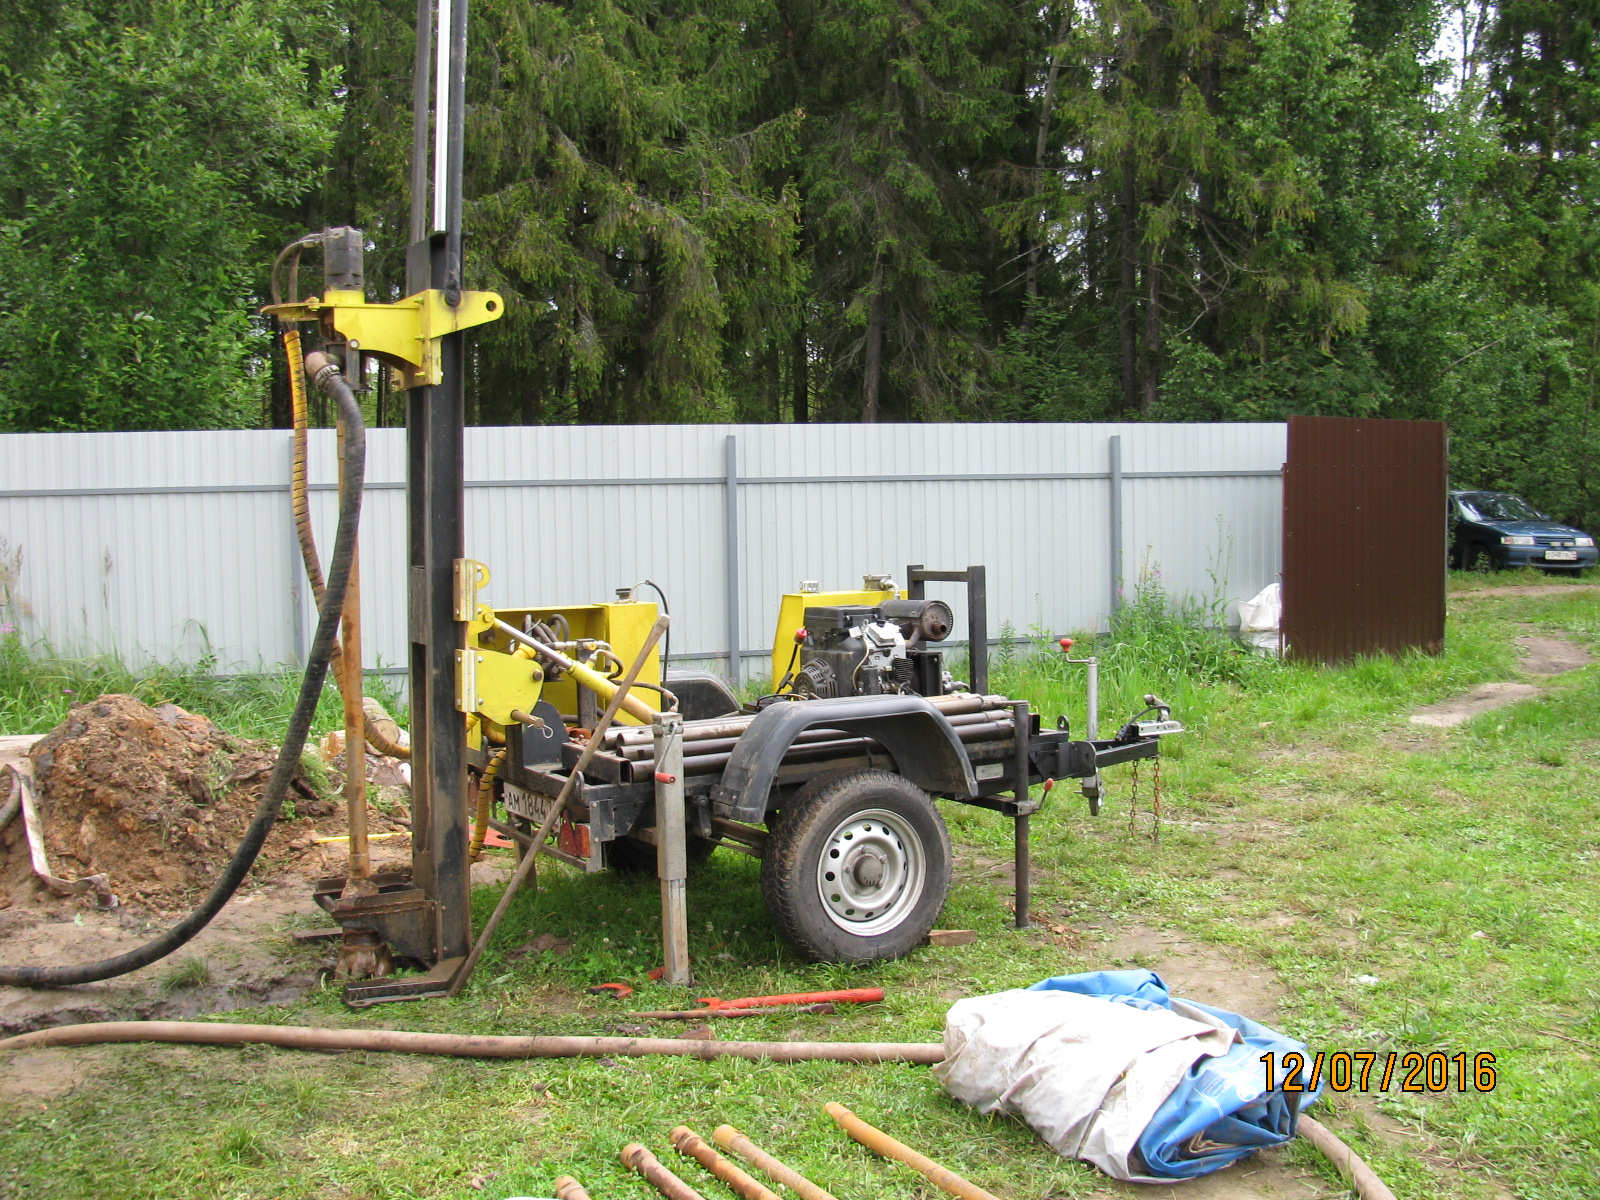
left=1460, top=493, right=1544, bottom=522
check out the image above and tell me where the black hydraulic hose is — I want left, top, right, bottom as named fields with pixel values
left=0, top=351, right=365, bottom=988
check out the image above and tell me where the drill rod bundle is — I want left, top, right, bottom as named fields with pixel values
left=592, top=694, right=1020, bottom=781
left=596, top=1110, right=1001, bottom=1200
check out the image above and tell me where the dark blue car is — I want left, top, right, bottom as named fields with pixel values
left=1449, top=490, right=1597, bottom=572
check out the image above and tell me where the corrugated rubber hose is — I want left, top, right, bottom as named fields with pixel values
left=0, top=350, right=365, bottom=989
left=283, top=328, right=410, bottom=763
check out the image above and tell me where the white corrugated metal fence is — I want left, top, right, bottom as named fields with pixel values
left=0, top=423, right=1285, bottom=678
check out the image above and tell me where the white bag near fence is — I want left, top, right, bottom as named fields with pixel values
left=934, top=988, right=1236, bottom=1184
left=1236, top=583, right=1283, bottom=657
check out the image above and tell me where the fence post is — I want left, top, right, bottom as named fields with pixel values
left=1109, top=433, right=1124, bottom=622
left=723, top=434, right=741, bottom=682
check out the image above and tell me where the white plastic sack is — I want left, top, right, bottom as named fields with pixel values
left=1236, top=582, right=1282, bottom=657
left=934, top=989, right=1236, bottom=1184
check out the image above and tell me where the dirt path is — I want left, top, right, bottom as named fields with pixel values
left=1409, top=627, right=1591, bottom=727
left=1512, top=630, right=1593, bottom=674
left=1450, top=583, right=1600, bottom=600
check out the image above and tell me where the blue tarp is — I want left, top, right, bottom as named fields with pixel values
left=1028, top=969, right=1321, bottom=1180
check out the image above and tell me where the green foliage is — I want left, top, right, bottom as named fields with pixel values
left=2, top=0, right=1599, bottom=536
left=0, top=1, right=340, bottom=431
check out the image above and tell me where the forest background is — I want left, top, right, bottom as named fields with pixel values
left=0, top=1, right=1596, bottom=524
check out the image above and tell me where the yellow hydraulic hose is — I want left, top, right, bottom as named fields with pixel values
left=470, top=746, right=507, bottom=861
left=285, top=328, right=328, bottom=605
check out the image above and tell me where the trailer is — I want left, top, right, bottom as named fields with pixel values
left=316, top=565, right=1179, bottom=1000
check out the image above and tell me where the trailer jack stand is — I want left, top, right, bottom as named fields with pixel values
left=654, top=711, right=692, bottom=986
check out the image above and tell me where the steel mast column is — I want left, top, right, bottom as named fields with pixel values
left=405, top=0, right=472, bottom=968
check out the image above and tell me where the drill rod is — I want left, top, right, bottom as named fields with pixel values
left=669, top=1127, right=781, bottom=1200
left=825, top=1102, right=1001, bottom=1200
left=621, top=1142, right=707, bottom=1200
left=712, top=1125, right=841, bottom=1200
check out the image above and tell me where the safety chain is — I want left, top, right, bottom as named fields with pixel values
left=1127, top=760, right=1139, bottom=835
left=1151, top=757, right=1162, bottom=844
left=1126, top=758, right=1162, bottom=844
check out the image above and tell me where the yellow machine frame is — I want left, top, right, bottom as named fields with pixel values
left=456, top=561, right=662, bottom=751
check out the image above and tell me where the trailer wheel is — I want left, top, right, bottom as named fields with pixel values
left=760, top=769, right=951, bottom=963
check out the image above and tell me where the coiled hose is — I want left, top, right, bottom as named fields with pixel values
left=0, top=351, right=365, bottom=989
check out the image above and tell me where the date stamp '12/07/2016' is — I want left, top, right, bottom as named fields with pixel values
left=1261, top=1051, right=1498, bottom=1093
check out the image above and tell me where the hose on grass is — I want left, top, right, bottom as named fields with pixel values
left=0, top=1021, right=948, bottom=1065
left=0, top=351, right=364, bottom=989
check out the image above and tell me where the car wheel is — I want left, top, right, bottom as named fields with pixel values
left=759, top=768, right=951, bottom=963
left=1467, top=544, right=1497, bottom=572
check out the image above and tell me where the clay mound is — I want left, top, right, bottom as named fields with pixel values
left=0, top=695, right=402, bottom=915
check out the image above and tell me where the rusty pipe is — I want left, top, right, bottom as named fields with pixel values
left=825, top=1102, right=999, bottom=1200
left=0, top=1021, right=948, bottom=1064
left=613, top=710, right=1014, bottom=753
left=606, top=694, right=1011, bottom=748
left=337, top=465, right=369, bottom=882
left=712, top=1126, right=841, bottom=1200
left=621, top=1143, right=708, bottom=1200
left=615, top=711, right=1009, bottom=761
left=552, top=1177, right=592, bottom=1200
left=670, top=1127, right=781, bottom=1200
left=1298, top=1116, right=1399, bottom=1200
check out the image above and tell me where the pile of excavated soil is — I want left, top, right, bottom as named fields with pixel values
left=0, top=695, right=409, bottom=916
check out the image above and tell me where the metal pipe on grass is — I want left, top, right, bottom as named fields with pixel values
left=0, top=1021, right=947, bottom=1064
left=712, top=1126, right=841, bottom=1200
left=1298, top=1116, right=1398, bottom=1200
left=621, top=1143, right=708, bottom=1200
left=826, top=1102, right=1000, bottom=1200
left=669, top=1127, right=781, bottom=1200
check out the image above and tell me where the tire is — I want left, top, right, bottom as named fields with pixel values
left=759, top=768, right=951, bottom=963
left=606, top=830, right=717, bottom=874
left=1467, top=544, right=1497, bottom=572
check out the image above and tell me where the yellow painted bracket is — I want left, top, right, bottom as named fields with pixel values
left=262, top=287, right=503, bottom=389
left=455, top=646, right=545, bottom=727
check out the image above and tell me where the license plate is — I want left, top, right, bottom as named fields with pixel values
left=1546, top=550, right=1578, bottom=561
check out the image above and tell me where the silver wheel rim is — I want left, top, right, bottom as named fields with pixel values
left=815, top=807, right=925, bottom=935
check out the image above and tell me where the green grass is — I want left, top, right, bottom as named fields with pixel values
left=158, top=954, right=216, bottom=995
left=3, top=577, right=1600, bottom=1198
left=0, top=630, right=405, bottom=739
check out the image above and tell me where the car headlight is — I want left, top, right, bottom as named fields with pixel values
left=1501, top=535, right=1535, bottom=546
left=1576, top=537, right=1595, bottom=547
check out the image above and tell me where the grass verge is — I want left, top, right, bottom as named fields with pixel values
left=2, top=574, right=1597, bottom=1198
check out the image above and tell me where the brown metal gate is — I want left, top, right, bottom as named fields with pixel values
left=1281, top=415, right=1447, bottom=664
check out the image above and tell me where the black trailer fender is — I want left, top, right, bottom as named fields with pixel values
left=711, top=695, right=978, bottom=824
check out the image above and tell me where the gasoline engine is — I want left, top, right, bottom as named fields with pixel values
left=783, top=584, right=960, bottom=700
